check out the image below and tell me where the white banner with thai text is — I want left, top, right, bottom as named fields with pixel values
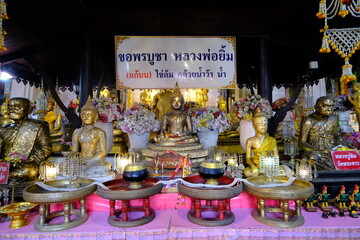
left=115, top=36, right=236, bottom=89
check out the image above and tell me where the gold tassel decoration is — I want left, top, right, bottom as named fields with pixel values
left=316, top=0, right=327, bottom=18
left=319, top=35, right=331, bottom=53
left=340, top=59, right=356, bottom=94
left=338, top=3, right=349, bottom=17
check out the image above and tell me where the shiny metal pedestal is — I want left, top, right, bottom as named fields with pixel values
left=23, top=178, right=97, bottom=232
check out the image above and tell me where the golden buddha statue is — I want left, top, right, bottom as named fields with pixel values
left=142, top=83, right=208, bottom=165
left=348, top=82, right=360, bottom=131
left=153, top=83, right=199, bottom=145
left=243, top=108, right=278, bottom=178
left=0, top=102, right=14, bottom=126
left=44, top=99, right=63, bottom=141
left=299, top=96, right=352, bottom=170
left=0, top=97, right=52, bottom=182
left=217, top=96, right=227, bottom=113
left=152, top=89, right=173, bottom=120
left=72, top=97, right=112, bottom=178
left=196, top=88, right=208, bottom=108
left=140, top=89, right=152, bottom=107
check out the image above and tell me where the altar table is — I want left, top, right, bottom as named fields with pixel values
left=1, top=208, right=360, bottom=240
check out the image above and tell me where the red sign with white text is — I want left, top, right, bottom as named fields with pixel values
left=0, top=162, right=9, bottom=184
left=330, top=150, right=360, bottom=170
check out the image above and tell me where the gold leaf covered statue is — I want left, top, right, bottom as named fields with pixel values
left=44, top=98, right=63, bottom=153
left=0, top=97, right=52, bottom=182
left=153, top=82, right=199, bottom=145
left=299, top=96, right=352, bottom=170
left=72, top=97, right=112, bottom=178
left=44, top=99, right=62, bottom=138
left=244, top=107, right=278, bottom=178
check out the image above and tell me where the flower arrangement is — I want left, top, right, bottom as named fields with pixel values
left=333, top=95, right=353, bottom=112
left=92, top=97, right=121, bottom=123
left=68, top=98, right=79, bottom=111
left=231, top=95, right=272, bottom=121
left=117, top=102, right=160, bottom=135
left=190, top=106, right=230, bottom=133
left=183, top=101, right=202, bottom=115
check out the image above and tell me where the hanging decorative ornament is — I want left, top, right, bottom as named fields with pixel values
left=36, top=79, right=48, bottom=120
left=317, top=0, right=360, bottom=19
left=0, top=0, right=8, bottom=52
left=317, top=0, right=360, bottom=94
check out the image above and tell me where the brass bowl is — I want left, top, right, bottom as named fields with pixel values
left=244, top=176, right=314, bottom=200
left=123, top=162, right=148, bottom=189
left=0, top=202, right=37, bottom=229
left=199, top=159, right=224, bottom=185
left=23, top=178, right=97, bottom=203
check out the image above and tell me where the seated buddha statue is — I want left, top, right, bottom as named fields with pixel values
left=153, top=83, right=199, bottom=146
left=71, top=97, right=113, bottom=179
left=243, top=108, right=278, bottom=178
left=44, top=99, right=63, bottom=144
left=143, top=83, right=207, bottom=165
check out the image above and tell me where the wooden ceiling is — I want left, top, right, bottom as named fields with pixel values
left=1, top=0, right=359, bottom=90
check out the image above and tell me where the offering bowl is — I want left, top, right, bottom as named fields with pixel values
left=0, top=202, right=37, bottom=229
left=123, top=162, right=148, bottom=189
left=199, top=159, right=225, bottom=185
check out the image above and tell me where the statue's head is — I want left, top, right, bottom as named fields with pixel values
left=252, top=107, right=268, bottom=134
left=47, top=98, right=55, bottom=111
left=80, top=96, right=99, bottom=125
left=170, top=82, right=184, bottom=110
left=8, top=97, right=32, bottom=122
left=314, top=96, right=333, bottom=117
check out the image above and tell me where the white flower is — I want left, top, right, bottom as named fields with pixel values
left=117, top=103, right=160, bottom=135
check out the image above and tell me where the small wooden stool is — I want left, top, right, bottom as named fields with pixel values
left=23, top=178, right=97, bottom=232
left=96, top=178, right=162, bottom=227
left=178, top=175, right=243, bottom=226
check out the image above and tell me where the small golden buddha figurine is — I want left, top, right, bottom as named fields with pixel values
left=243, top=108, right=278, bottom=178
left=140, top=89, right=152, bottom=107
left=299, top=96, right=352, bottom=170
left=153, top=83, right=199, bottom=146
left=196, top=89, right=208, bottom=108
left=217, top=96, right=227, bottom=113
left=0, top=97, right=52, bottom=181
left=348, top=82, right=360, bottom=130
left=44, top=99, right=63, bottom=140
left=72, top=97, right=112, bottom=177
left=0, top=102, right=14, bottom=126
